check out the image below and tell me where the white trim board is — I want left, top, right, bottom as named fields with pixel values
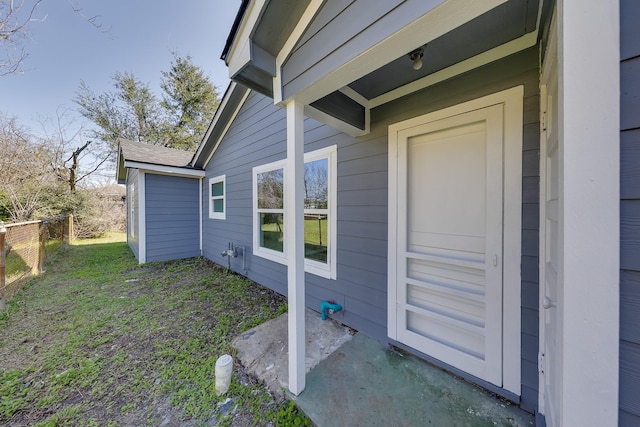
left=125, top=162, right=205, bottom=178
left=273, top=0, right=324, bottom=104
left=226, top=0, right=268, bottom=78
left=138, top=171, right=146, bottom=264
left=552, top=0, right=620, bottom=425
left=202, top=86, right=251, bottom=168
left=199, top=177, right=203, bottom=256
left=285, top=99, right=306, bottom=396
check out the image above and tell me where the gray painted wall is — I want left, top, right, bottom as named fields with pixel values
left=203, top=47, right=539, bottom=413
left=145, top=174, right=200, bottom=263
left=619, top=0, right=640, bottom=425
left=127, top=169, right=140, bottom=260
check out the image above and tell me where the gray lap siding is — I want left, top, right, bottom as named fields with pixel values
left=203, top=47, right=539, bottom=413
left=619, top=0, right=640, bottom=424
left=145, top=174, right=200, bottom=262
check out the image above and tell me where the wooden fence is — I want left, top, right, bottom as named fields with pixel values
left=0, top=215, right=73, bottom=310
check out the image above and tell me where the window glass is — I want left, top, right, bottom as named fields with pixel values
left=257, top=169, right=284, bottom=209
left=304, top=213, right=328, bottom=262
left=256, top=166, right=285, bottom=254
left=213, top=198, right=224, bottom=213
left=304, top=159, right=328, bottom=209
left=260, top=213, right=284, bottom=252
left=211, top=181, right=224, bottom=197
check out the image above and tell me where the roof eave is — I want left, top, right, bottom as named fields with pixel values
left=124, top=160, right=205, bottom=178
left=115, top=141, right=128, bottom=184
left=192, top=82, right=251, bottom=169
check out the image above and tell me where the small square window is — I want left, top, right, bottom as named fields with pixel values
left=209, top=175, right=225, bottom=220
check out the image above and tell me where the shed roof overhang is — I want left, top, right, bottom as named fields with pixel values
left=116, top=139, right=204, bottom=184
left=223, top=0, right=547, bottom=136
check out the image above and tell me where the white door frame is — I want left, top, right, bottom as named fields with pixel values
left=539, top=15, right=559, bottom=421
left=388, top=86, right=523, bottom=394
left=538, top=2, right=620, bottom=425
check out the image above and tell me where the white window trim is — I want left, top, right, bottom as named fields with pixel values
left=253, top=159, right=287, bottom=263
left=209, top=174, right=226, bottom=220
left=303, top=145, right=337, bottom=279
left=252, top=145, right=337, bottom=279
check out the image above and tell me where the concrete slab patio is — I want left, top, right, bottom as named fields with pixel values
left=233, top=308, right=353, bottom=396
left=233, top=310, right=535, bottom=427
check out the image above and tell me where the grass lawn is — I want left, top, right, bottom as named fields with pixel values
left=0, top=233, right=309, bottom=426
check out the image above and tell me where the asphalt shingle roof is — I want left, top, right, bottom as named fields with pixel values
left=118, top=138, right=194, bottom=167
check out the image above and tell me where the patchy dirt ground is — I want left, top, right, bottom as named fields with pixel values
left=0, top=236, right=305, bottom=426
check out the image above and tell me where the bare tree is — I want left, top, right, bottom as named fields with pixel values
left=0, top=0, right=43, bottom=75
left=36, top=107, right=110, bottom=193
left=0, top=112, right=54, bottom=220
left=64, top=0, right=111, bottom=35
left=304, top=159, right=328, bottom=209
left=1, top=0, right=109, bottom=75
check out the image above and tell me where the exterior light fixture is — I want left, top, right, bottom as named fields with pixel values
left=409, top=47, right=424, bottom=70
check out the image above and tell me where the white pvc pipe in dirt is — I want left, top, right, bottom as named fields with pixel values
left=215, top=354, right=233, bottom=395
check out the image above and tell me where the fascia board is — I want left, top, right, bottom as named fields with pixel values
left=226, top=0, right=268, bottom=78
left=192, top=83, right=251, bottom=170
left=123, top=161, right=205, bottom=178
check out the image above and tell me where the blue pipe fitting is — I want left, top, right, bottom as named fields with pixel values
left=320, top=300, right=342, bottom=320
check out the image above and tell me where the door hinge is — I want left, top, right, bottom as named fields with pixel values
left=538, top=351, right=545, bottom=375
left=540, top=84, right=548, bottom=133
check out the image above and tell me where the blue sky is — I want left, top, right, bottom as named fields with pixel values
left=0, top=0, right=240, bottom=134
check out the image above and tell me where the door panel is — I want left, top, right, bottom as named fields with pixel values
left=395, top=104, right=504, bottom=385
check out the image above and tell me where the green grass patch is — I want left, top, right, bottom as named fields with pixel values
left=0, top=233, right=304, bottom=426
left=5, top=249, right=31, bottom=279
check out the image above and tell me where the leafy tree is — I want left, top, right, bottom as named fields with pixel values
left=160, top=53, right=220, bottom=150
left=75, top=71, right=164, bottom=151
left=75, top=54, right=219, bottom=154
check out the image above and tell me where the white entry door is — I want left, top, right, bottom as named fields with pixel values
left=388, top=88, right=523, bottom=390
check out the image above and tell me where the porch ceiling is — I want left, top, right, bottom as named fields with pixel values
left=348, top=0, right=539, bottom=100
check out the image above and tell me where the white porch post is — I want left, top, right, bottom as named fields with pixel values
left=285, top=99, right=306, bottom=395
left=557, top=0, right=619, bottom=425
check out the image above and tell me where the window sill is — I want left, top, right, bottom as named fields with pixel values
left=253, top=248, right=335, bottom=280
